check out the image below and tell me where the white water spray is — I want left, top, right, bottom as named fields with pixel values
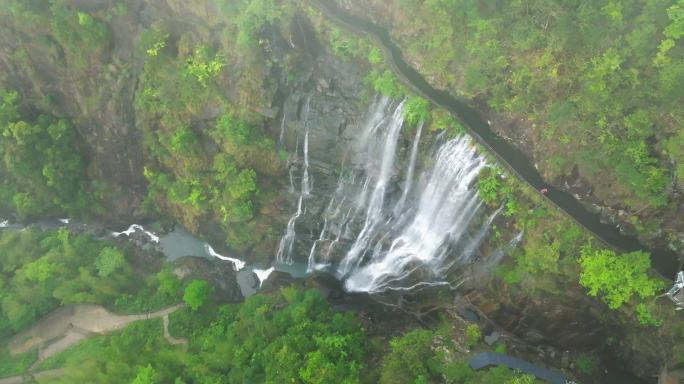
left=276, top=195, right=303, bottom=264
left=205, top=244, right=246, bottom=271
left=278, top=111, right=287, bottom=147
left=394, top=120, right=423, bottom=215
left=338, top=100, right=407, bottom=276
left=253, top=267, right=275, bottom=286
left=343, top=136, right=488, bottom=292
left=302, top=130, right=311, bottom=196
left=275, top=96, right=498, bottom=293
left=112, top=224, right=160, bottom=244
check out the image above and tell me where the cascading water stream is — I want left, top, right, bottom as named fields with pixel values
left=276, top=96, right=313, bottom=264
left=276, top=195, right=303, bottom=264
left=394, top=120, right=423, bottom=215
left=343, top=137, right=487, bottom=292
left=278, top=110, right=287, bottom=148
left=338, top=99, right=407, bottom=276
left=302, top=130, right=311, bottom=197
left=112, top=224, right=160, bottom=244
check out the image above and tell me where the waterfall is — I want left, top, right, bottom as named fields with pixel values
left=253, top=266, right=275, bottom=286
left=276, top=96, right=313, bottom=264
left=276, top=195, right=303, bottom=264
left=394, top=120, right=423, bottom=215
left=307, top=217, right=328, bottom=272
left=302, top=130, right=311, bottom=196
left=276, top=96, right=498, bottom=292
left=278, top=111, right=287, bottom=147
left=343, top=137, right=487, bottom=292
left=483, top=231, right=524, bottom=269
left=301, top=96, right=312, bottom=197
left=338, top=99, right=407, bottom=276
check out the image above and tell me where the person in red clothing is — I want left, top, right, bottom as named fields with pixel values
left=540, top=187, right=549, bottom=194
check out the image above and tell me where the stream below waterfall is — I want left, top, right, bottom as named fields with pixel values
left=0, top=218, right=278, bottom=298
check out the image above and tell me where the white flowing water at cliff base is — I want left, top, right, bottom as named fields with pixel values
left=394, top=120, right=423, bottom=215
left=338, top=99, right=407, bottom=276
left=276, top=195, right=303, bottom=264
left=253, top=267, right=275, bottom=286
left=276, top=96, right=314, bottom=264
left=205, top=244, right=246, bottom=271
left=343, top=137, right=488, bottom=292
left=112, top=224, right=160, bottom=244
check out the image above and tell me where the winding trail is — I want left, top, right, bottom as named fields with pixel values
left=0, top=369, right=65, bottom=384
left=3, top=303, right=186, bottom=382
left=310, top=0, right=680, bottom=278
left=163, top=314, right=188, bottom=346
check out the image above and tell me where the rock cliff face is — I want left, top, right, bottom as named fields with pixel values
left=276, top=60, right=398, bottom=266
left=173, top=256, right=243, bottom=303
left=0, top=3, right=146, bottom=218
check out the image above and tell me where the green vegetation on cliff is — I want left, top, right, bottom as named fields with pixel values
left=0, top=0, right=297, bottom=252
left=133, top=4, right=295, bottom=251
left=0, top=90, right=96, bottom=219
left=579, top=245, right=664, bottom=310
left=137, top=38, right=245, bottom=237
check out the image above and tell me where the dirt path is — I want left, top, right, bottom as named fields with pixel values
left=0, top=369, right=65, bottom=384
left=2, top=304, right=185, bottom=383
left=9, top=303, right=185, bottom=362
left=162, top=314, right=187, bottom=346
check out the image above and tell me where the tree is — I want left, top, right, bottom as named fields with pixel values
left=183, top=280, right=213, bottom=311
left=404, top=96, right=430, bottom=127
left=156, top=267, right=182, bottom=298
left=132, top=364, right=158, bottom=384
left=465, top=324, right=481, bottom=348
left=95, top=247, right=126, bottom=277
left=578, top=245, right=664, bottom=309
left=380, top=329, right=437, bottom=384
left=506, top=374, right=537, bottom=384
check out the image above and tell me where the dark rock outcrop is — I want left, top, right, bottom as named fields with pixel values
left=173, top=256, right=242, bottom=303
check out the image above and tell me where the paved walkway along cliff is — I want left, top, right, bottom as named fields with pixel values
left=310, top=0, right=680, bottom=280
